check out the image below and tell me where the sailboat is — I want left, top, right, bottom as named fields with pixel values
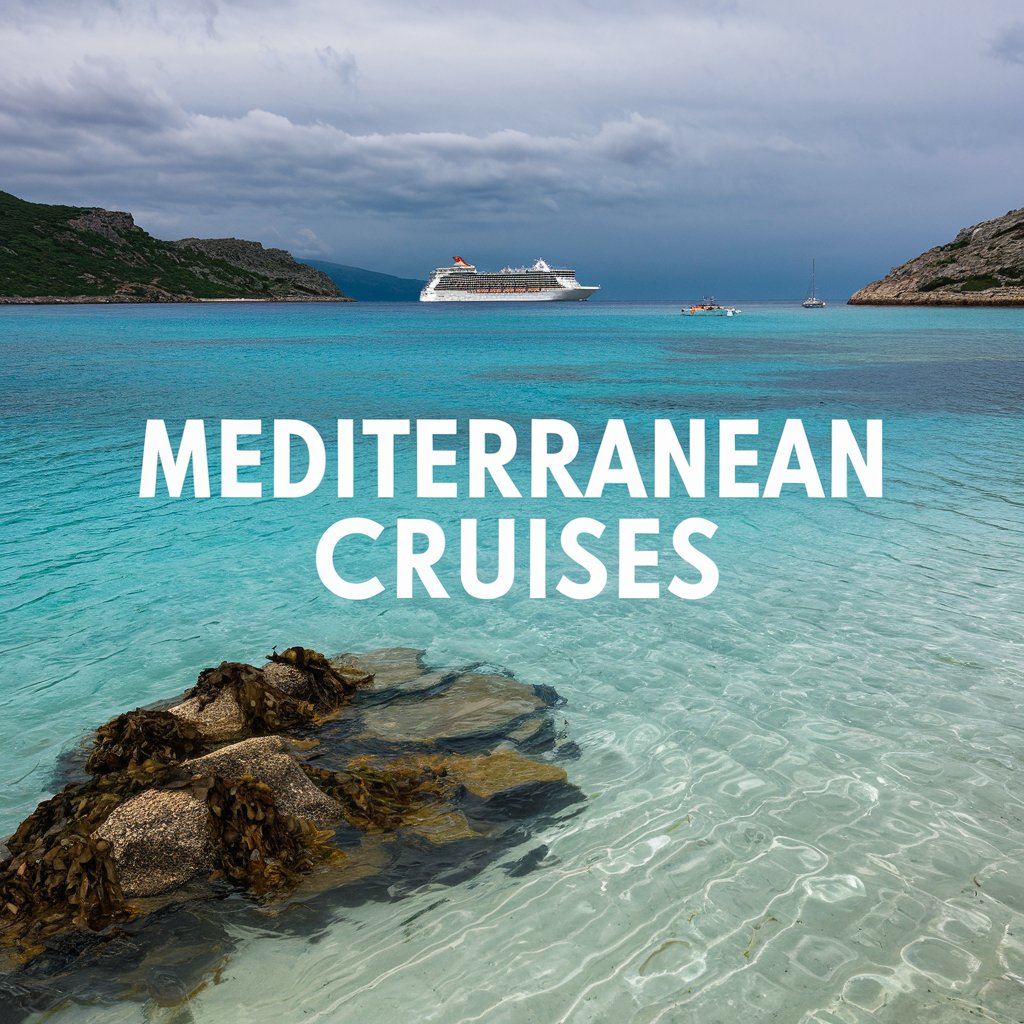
left=802, top=259, right=826, bottom=308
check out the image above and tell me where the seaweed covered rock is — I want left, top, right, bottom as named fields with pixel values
left=168, top=652, right=371, bottom=742
left=267, top=646, right=373, bottom=703
left=167, top=688, right=246, bottom=743
left=88, top=742, right=344, bottom=901
left=184, top=737, right=342, bottom=828
left=0, top=643, right=579, bottom=973
left=0, top=831, right=127, bottom=957
left=179, top=661, right=318, bottom=734
left=5, top=782, right=125, bottom=858
left=86, top=710, right=207, bottom=775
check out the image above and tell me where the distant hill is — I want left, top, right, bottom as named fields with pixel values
left=0, top=191, right=351, bottom=303
left=850, top=207, right=1024, bottom=306
left=304, top=259, right=423, bottom=301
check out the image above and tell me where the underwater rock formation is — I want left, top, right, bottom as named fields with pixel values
left=0, top=644, right=580, bottom=991
left=355, top=672, right=550, bottom=745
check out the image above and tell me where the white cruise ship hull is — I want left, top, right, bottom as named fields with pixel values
left=420, top=258, right=599, bottom=302
left=420, top=286, right=598, bottom=302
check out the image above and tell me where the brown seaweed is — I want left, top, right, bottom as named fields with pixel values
left=1, top=832, right=129, bottom=957
left=302, top=757, right=456, bottom=831
left=186, top=661, right=318, bottom=733
left=6, top=786, right=122, bottom=859
left=266, top=646, right=373, bottom=707
left=86, top=710, right=207, bottom=776
left=200, top=775, right=336, bottom=895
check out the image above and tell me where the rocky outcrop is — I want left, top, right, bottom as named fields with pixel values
left=0, top=644, right=580, bottom=967
left=850, top=207, right=1024, bottom=305
left=173, top=237, right=342, bottom=298
left=66, top=210, right=140, bottom=245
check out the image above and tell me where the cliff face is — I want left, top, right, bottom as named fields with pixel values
left=849, top=207, right=1024, bottom=306
left=0, top=191, right=352, bottom=303
left=173, top=237, right=341, bottom=298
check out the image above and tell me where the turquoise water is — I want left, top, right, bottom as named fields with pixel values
left=2, top=301, right=1023, bottom=1022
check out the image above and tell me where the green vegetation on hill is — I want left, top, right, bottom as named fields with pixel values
left=0, top=191, right=347, bottom=301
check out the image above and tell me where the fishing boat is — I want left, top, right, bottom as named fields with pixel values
left=802, top=260, right=826, bottom=308
left=681, top=298, right=741, bottom=316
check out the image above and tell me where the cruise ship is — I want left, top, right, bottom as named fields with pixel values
left=419, top=257, right=599, bottom=302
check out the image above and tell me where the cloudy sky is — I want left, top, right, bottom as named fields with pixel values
left=2, top=0, right=1022, bottom=297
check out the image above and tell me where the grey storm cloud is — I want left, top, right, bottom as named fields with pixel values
left=990, top=22, right=1024, bottom=64
left=315, top=46, right=359, bottom=87
left=1, top=0, right=1023, bottom=296
left=0, top=67, right=691, bottom=213
left=0, top=61, right=186, bottom=132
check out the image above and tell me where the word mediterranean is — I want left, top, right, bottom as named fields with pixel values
left=139, top=417, right=882, bottom=601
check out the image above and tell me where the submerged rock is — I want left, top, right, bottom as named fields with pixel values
left=446, top=749, right=567, bottom=800
left=332, top=647, right=452, bottom=696
left=356, top=672, right=547, bottom=745
left=398, top=804, right=482, bottom=845
left=1, top=642, right=581, bottom=1001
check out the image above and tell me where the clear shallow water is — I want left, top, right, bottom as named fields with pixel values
left=1, top=301, right=1023, bottom=1023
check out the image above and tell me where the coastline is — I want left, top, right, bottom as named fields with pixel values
left=0, top=295, right=355, bottom=305
left=848, top=291, right=1024, bottom=306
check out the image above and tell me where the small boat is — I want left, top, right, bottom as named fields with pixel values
left=802, top=260, right=826, bottom=308
left=682, top=297, right=741, bottom=316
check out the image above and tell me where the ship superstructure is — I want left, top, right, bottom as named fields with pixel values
left=419, top=257, right=599, bottom=302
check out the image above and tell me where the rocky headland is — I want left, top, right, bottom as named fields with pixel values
left=849, top=207, right=1024, bottom=306
left=0, top=191, right=352, bottom=303
left=0, top=644, right=580, bottom=1014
